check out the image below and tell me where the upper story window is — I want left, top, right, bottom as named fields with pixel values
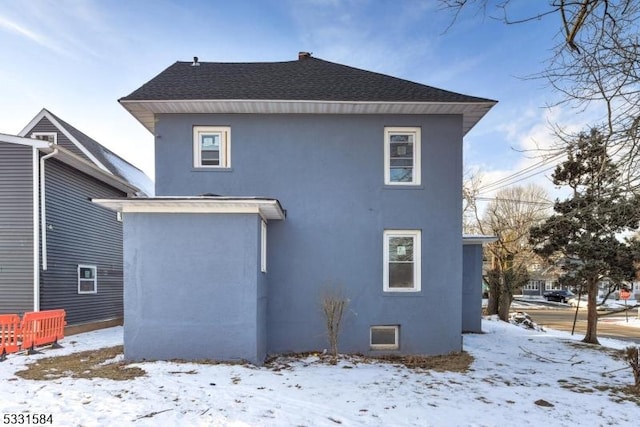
left=31, top=132, right=57, bottom=144
left=384, top=127, right=421, bottom=186
left=383, top=230, right=421, bottom=292
left=193, top=126, right=230, bottom=168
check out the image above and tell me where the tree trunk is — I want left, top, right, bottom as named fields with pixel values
left=497, top=279, right=513, bottom=322
left=582, top=277, right=600, bottom=344
left=485, top=269, right=501, bottom=316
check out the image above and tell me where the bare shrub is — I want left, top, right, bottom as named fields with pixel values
left=320, top=284, right=349, bottom=361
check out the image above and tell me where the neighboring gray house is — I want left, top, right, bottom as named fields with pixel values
left=0, top=109, right=152, bottom=327
left=96, top=53, right=496, bottom=364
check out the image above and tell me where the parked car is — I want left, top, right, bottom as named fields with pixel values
left=543, top=290, right=575, bottom=303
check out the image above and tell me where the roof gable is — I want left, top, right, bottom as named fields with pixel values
left=19, top=109, right=153, bottom=196
left=119, top=55, right=497, bottom=135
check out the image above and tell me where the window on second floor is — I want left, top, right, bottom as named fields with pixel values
left=193, top=126, right=230, bottom=168
left=31, top=132, right=57, bottom=144
left=384, top=127, right=421, bottom=186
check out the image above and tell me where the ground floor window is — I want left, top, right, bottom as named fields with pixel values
left=383, top=230, right=421, bottom=292
left=370, top=325, right=399, bottom=350
left=524, top=280, right=542, bottom=291
left=545, top=281, right=561, bottom=291
left=78, top=265, right=97, bottom=294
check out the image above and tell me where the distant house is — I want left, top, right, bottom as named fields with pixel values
left=520, top=262, right=563, bottom=297
left=0, top=109, right=152, bottom=328
left=96, top=53, right=496, bottom=364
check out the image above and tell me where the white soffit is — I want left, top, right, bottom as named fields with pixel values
left=120, top=99, right=496, bottom=135
left=92, top=197, right=286, bottom=221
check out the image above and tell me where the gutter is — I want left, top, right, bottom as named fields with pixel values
left=40, top=144, right=59, bottom=271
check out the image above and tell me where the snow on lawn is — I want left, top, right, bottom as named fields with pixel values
left=1, top=320, right=639, bottom=427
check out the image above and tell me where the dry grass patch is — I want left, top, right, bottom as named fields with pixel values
left=372, top=351, right=474, bottom=373
left=14, top=346, right=145, bottom=381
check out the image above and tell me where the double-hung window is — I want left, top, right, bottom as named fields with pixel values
left=193, top=126, right=230, bottom=168
left=384, top=127, right=421, bottom=185
left=383, top=230, right=421, bottom=292
left=78, top=265, right=97, bottom=294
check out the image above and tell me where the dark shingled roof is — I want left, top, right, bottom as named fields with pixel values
left=120, top=56, right=494, bottom=104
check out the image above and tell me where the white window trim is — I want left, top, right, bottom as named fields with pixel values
left=545, top=281, right=561, bottom=291
left=384, top=127, right=421, bottom=186
left=77, top=264, right=97, bottom=294
left=31, top=132, right=57, bottom=144
left=261, top=220, right=267, bottom=273
left=524, top=280, right=540, bottom=291
left=383, top=229, right=421, bottom=292
left=370, top=325, right=399, bottom=350
left=193, top=126, right=231, bottom=168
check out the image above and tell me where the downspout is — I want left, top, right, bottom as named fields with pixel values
left=32, top=148, right=40, bottom=312
left=40, top=145, right=59, bottom=272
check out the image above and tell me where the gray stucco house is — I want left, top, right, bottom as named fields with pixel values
left=95, top=53, right=496, bottom=364
left=0, top=109, right=152, bottom=327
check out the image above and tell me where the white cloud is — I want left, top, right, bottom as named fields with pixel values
left=0, top=14, right=72, bottom=57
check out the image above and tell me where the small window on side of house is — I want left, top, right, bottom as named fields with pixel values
left=383, top=230, right=421, bottom=292
left=384, top=127, right=421, bottom=185
left=193, top=126, right=231, bottom=168
left=261, top=220, right=267, bottom=273
left=78, top=265, right=97, bottom=294
left=31, top=132, right=57, bottom=144
left=370, top=325, right=399, bottom=350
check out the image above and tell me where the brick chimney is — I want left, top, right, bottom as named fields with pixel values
left=298, top=51, right=312, bottom=60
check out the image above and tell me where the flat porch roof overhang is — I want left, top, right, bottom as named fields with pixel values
left=92, top=196, right=286, bottom=221
left=463, top=235, right=497, bottom=245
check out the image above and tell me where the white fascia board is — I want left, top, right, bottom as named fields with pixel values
left=17, top=108, right=48, bottom=137
left=40, top=145, right=139, bottom=194
left=19, top=109, right=111, bottom=174
left=463, top=235, right=497, bottom=245
left=0, top=132, right=49, bottom=148
left=92, top=198, right=286, bottom=221
left=120, top=99, right=497, bottom=135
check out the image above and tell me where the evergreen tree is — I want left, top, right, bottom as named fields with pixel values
left=529, top=129, right=640, bottom=344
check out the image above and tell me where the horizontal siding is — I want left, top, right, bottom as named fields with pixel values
left=40, top=158, right=125, bottom=325
left=27, top=117, right=90, bottom=161
left=0, top=142, right=33, bottom=315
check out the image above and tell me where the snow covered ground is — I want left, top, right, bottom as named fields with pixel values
left=1, top=318, right=639, bottom=427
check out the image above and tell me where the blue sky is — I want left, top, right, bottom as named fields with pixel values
left=0, top=0, right=596, bottom=200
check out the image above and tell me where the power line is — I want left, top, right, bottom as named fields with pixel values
left=474, top=197, right=553, bottom=206
left=476, top=152, right=564, bottom=193
left=478, top=164, right=558, bottom=194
